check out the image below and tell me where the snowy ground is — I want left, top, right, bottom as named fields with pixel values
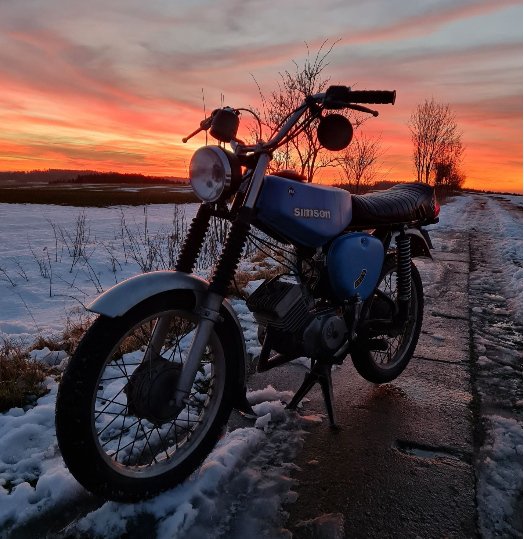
left=427, top=193, right=523, bottom=537
left=0, top=201, right=305, bottom=538
left=0, top=194, right=522, bottom=538
left=0, top=203, right=199, bottom=340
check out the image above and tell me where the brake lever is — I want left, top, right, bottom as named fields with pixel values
left=182, top=114, right=215, bottom=143
left=346, top=104, right=379, bottom=117
left=323, top=100, right=379, bottom=117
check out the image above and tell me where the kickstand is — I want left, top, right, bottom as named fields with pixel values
left=286, top=361, right=338, bottom=428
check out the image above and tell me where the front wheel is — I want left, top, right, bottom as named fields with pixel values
left=56, top=290, right=237, bottom=502
left=351, top=255, right=424, bottom=384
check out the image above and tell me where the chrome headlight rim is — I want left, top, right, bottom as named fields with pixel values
left=189, top=146, right=241, bottom=203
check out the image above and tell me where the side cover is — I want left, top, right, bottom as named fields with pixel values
left=327, top=232, right=384, bottom=301
left=87, top=271, right=250, bottom=412
left=256, top=175, right=352, bottom=248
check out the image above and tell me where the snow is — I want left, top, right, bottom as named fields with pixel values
left=477, top=415, right=523, bottom=538
left=431, top=193, right=523, bottom=538
left=0, top=378, right=84, bottom=530
left=0, top=377, right=313, bottom=537
left=0, top=202, right=313, bottom=537
left=430, top=194, right=522, bottom=321
left=29, top=347, right=68, bottom=368
left=0, top=203, right=201, bottom=340
left=0, top=201, right=313, bottom=537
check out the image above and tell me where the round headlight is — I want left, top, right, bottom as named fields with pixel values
left=189, top=146, right=241, bottom=202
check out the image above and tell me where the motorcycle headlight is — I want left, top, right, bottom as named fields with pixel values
left=189, top=146, right=241, bottom=202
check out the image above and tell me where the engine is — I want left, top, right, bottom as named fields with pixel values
left=246, top=278, right=348, bottom=359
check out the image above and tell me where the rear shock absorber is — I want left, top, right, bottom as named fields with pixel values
left=175, top=204, right=212, bottom=273
left=395, top=228, right=411, bottom=323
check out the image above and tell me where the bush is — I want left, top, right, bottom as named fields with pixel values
left=0, top=339, right=48, bottom=413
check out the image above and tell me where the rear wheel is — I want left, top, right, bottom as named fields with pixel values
left=56, top=291, right=237, bottom=502
left=351, top=255, right=423, bottom=383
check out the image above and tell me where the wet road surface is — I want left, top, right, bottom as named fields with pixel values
left=248, top=229, right=478, bottom=538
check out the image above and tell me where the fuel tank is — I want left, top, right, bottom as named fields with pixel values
left=327, top=232, right=384, bottom=301
left=255, top=175, right=352, bottom=248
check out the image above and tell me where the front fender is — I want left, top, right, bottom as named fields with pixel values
left=87, top=271, right=251, bottom=412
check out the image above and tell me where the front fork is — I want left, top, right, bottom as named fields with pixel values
left=170, top=153, right=271, bottom=407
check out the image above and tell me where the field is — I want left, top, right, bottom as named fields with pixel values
left=0, top=183, right=198, bottom=207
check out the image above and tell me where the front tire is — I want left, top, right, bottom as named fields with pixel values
left=351, top=255, right=423, bottom=384
left=56, top=290, right=237, bottom=502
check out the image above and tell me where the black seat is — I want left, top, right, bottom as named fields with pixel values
left=351, top=182, right=436, bottom=226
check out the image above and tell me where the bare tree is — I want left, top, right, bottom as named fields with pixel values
left=255, top=42, right=366, bottom=182
left=407, top=98, right=464, bottom=184
left=434, top=160, right=466, bottom=192
left=336, top=132, right=388, bottom=193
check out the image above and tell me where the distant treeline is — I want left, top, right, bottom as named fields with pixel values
left=0, top=170, right=96, bottom=184
left=0, top=169, right=188, bottom=185
left=51, top=172, right=187, bottom=185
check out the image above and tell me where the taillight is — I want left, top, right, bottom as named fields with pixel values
left=434, top=195, right=440, bottom=217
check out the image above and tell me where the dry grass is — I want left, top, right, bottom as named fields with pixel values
left=61, top=309, right=95, bottom=353
left=250, top=250, right=268, bottom=264
left=228, top=263, right=285, bottom=298
left=0, top=339, right=48, bottom=413
left=0, top=309, right=96, bottom=413
left=27, top=308, right=95, bottom=356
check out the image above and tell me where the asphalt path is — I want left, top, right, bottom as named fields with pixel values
left=247, top=226, right=478, bottom=538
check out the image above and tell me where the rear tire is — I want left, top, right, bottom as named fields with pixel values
left=350, top=255, right=423, bottom=384
left=56, top=290, right=237, bottom=502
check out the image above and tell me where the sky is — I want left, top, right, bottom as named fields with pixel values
left=0, top=0, right=522, bottom=192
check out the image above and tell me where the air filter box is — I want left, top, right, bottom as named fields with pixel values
left=246, top=279, right=313, bottom=332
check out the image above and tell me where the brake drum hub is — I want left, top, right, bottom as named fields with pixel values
left=124, top=358, right=183, bottom=424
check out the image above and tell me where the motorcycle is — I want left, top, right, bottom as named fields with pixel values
left=55, top=85, right=440, bottom=501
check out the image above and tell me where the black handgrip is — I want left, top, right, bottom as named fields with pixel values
left=346, top=90, right=396, bottom=105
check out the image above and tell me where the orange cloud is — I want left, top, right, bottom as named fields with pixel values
left=0, top=1, right=521, bottom=192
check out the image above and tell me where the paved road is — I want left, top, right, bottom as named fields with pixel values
left=249, top=227, right=477, bottom=538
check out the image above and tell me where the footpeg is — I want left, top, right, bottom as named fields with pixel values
left=286, top=361, right=338, bottom=428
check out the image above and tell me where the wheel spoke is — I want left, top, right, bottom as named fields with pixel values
left=96, top=405, right=129, bottom=437
left=95, top=385, right=128, bottom=420
left=101, top=418, right=140, bottom=448
left=137, top=422, right=158, bottom=466
left=368, top=266, right=417, bottom=367
left=90, top=310, right=224, bottom=477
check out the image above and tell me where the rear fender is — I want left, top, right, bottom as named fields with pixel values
left=391, top=229, right=433, bottom=259
left=87, top=271, right=250, bottom=412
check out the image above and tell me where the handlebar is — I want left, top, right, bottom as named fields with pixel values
left=343, top=90, right=396, bottom=105
left=182, top=86, right=396, bottom=151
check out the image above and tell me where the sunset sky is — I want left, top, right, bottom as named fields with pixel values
left=0, top=0, right=522, bottom=192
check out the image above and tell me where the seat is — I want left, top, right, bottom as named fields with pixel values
left=350, top=182, right=436, bottom=226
